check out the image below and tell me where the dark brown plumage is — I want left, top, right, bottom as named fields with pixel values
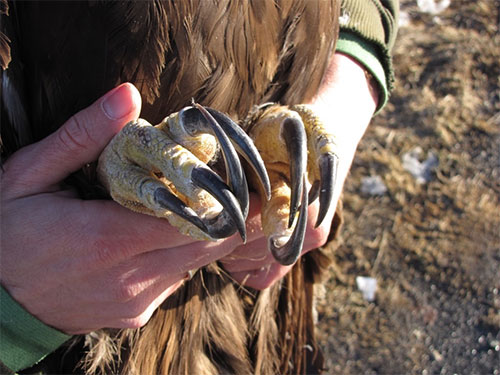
left=1, top=1, right=340, bottom=373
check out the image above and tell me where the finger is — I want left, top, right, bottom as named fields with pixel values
left=77, top=193, right=265, bottom=274
left=79, top=192, right=331, bottom=271
left=62, top=276, right=185, bottom=334
left=78, top=199, right=205, bottom=258
left=230, top=263, right=292, bottom=290
left=220, top=236, right=273, bottom=273
left=114, top=280, right=184, bottom=330
left=3, top=83, right=142, bottom=197
left=155, top=236, right=241, bottom=274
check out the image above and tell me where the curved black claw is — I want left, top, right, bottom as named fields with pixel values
left=314, top=152, right=339, bottom=228
left=281, top=117, right=307, bottom=228
left=179, top=104, right=249, bottom=218
left=205, top=107, right=271, bottom=201
left=269, top=176, right=309, bottom=266
left=154, top=188, right=208, bottom=233
left=191, top=167, right=247, bottom=242
left=192, top=104, right=249, bottom=218
left=308, top=180, right=320, bottom=204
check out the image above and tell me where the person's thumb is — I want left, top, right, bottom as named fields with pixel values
left=2, top=83, right=141, bottom=197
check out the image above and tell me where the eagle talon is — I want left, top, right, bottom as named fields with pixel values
left=282, top=117, right=307, bottom=228
left=191, top=167, right=246, bottom=242
left=153, top=188, right=208, bottom=233
left=269, top=176, right=308, bottom=266
left=193, top=104, right=249, bottom=218
left=205, top=107, right=271, bottom=201
left=176, top=104, right=271, bottom=208
left=245, top=104, right=339, bottom=265
left=98, top=103, right=269, bottom=242
left=315, top=151, right=338, bottom=228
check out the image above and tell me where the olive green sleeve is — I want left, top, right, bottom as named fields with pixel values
left=0, top=286, right=72, bottom=373
left=337, top=0, right=399, bottom=112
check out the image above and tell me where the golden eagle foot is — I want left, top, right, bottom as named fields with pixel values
left=244, top=103, right=339, bottom=265
left=97, top=104, right=270, bottom=243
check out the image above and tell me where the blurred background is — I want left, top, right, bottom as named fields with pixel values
left=317, top=0, right=499, bottom=373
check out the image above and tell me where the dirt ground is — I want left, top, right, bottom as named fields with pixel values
left=316, top=1, right=500, bottom=374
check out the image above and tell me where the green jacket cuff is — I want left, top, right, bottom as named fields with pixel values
left=336, top=31, right=389, bottom=114
left=0, top=286, right=72, bottom=372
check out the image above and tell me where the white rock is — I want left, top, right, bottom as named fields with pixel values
left=417, top=0, right=451, bottom=15
left=399, top=10, right=411, bottom=27
left=361, top=175, right=388, bottom=196
left=402, top=147, right=439, bottom=184
left=356, top=276, right=377, bottom=302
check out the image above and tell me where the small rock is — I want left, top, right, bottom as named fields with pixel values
left=417, top=0, right=451, bottom=15
left=399, top=10, right=411, bottom=27
left=356, top=276, right=377, bottom=302
left=361, top=175, right=388, bottom=195
left=402, top=147, right=439, bottom=184
left=431, top=349, right=443, bottom=362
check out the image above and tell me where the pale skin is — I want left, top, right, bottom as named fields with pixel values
left=0, top=53, right=378, bottom=334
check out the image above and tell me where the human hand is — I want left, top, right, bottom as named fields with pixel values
left=221, top=53, right=379, bottom=290
left=221, top=193, right=332, bottom=290
left=0, top=83, right=243, bottom=334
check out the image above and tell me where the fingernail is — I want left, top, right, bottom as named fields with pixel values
left=102, top=84, right=137, bottom=120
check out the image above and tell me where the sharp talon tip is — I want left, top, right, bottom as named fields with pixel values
left=287, top=212, right=295, bottom=229
left=269, top=176, right=309, bottom=266
left=194, top=106, right=249, bottom=219
left=192, top=167, right=246, bottom=240
left=206, top=107, right=270, bottom=205
left=315, top=152, right=339, bottom=228
left=240, top=231, right=247, bottom=244
left=282, top=117, right=307, bottom=234
left=154, top=188, right=207, bottom=233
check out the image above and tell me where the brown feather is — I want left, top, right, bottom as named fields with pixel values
left=0, top=0, right=10, bottom=70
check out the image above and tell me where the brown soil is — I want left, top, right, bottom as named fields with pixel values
left=317, top=1, right=500, bottom=373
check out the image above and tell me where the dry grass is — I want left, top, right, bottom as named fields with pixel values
left=317, top=1, right=500, bottom=373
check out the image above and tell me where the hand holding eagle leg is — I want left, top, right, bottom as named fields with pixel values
left=0, top=84, right=251, bottom=333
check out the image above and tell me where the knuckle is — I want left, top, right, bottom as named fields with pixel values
left=91, top=242, right=119, bottom=268
left=112, top=280, right=141, bottom=303
left=56, top=113, right=95, bottom=153
left=121, top=314, right=151, bottom=329
left=89, top=235, right=134, bottom=269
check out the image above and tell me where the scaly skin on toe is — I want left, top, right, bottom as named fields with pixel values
left=97, top=102, right=336, bottom=264
left=97, top=104, right=269, bottom=242
left=97, top=117, right=221, bottom=240
left=244, top=104, right=339, bottom=265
